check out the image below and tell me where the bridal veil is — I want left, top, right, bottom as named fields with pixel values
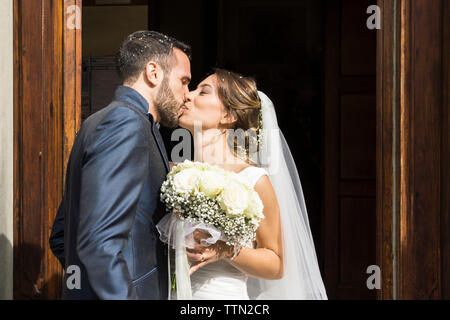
left=247, top=91, right=328, bottom=300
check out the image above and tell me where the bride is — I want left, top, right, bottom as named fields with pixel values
left=172, top=68, right=327, bottom=300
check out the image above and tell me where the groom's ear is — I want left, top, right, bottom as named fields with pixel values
left=144, top=61, right=163, bottom=87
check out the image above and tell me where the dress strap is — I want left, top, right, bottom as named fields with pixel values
left=238, top=166, right=268, bottom=187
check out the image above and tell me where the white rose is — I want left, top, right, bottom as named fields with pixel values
left=198, top=171, right=225, bottom=198
left=217, top=181, right=249, bottom=216
left=244, top=190, right=264, bottom=220
left=172, top=168, right=201, bottom=194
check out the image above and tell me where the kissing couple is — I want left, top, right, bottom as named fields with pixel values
left=49, top=30, right=327, bottom=300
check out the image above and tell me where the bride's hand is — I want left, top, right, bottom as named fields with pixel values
left=187, top=230, right=234, bottom=275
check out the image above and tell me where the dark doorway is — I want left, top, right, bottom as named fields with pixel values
left=81, top=0, right=149, bottom=119
left=81, top=0, right=377, bottom=299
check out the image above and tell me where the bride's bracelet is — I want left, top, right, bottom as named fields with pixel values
left=231, top=245, right=242, bottom=260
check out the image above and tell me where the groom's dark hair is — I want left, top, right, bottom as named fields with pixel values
left=117, top=30, right=191, bottom=84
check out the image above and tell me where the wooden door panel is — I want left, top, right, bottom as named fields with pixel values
left=82, top=56, right=122, bottom=121
left=14, top=0, right=62, bottom=299
left=340, top=95, right=376, bottom=180
left=323, top=0, right=377, bottom=299
left=339, top=197, right=376, bottom=285
left=341, top=0, right=377, bottom=76
left=377, top=0, right=450, bottom=299
left=14, top=0, right=81, bottom=299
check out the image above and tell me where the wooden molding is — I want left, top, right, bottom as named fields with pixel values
left=441, top=0, right=450, bottom=300
left=376, top=0, right=400, bottom=300
left=63, top=0, right=82, bottom=179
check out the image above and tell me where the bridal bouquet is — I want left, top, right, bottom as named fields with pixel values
left=159, top=160, right=264, bottom=248
left=156, top=160, right=264, bottom=299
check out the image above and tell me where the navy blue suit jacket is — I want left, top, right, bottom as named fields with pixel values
left=49, top=86, right=169, bottom=299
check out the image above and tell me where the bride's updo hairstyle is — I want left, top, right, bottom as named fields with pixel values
left=213, top=68, right=262, bottom=163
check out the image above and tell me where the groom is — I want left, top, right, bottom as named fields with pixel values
left=49, top=31, right=191, bottom=299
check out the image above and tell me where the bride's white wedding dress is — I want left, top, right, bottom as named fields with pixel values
left=190, top=166, right=267, bottom=300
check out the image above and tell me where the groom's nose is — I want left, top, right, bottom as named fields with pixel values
left=184, top=91, right=193, bottom=102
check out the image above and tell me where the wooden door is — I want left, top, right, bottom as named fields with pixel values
left=377, top=0, right=450, bottom=299
left=13, top=0, right=81, bottom=299
left=323, top=0, right=377, bottom=299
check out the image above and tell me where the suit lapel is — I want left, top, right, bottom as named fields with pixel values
left=151, top=123, right=170, bottom=173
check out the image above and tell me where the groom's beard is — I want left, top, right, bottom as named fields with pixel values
left=155, top=77, right=182, bottom=128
